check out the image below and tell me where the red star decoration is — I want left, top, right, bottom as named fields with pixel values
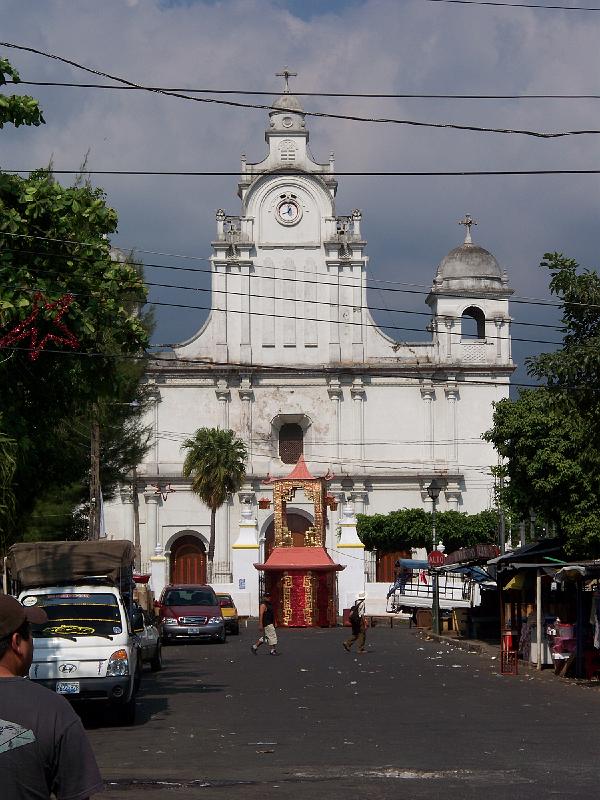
left=0, top=292, right=79, bottom=361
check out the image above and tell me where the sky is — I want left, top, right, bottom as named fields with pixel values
left=2, top=0, right=600, bottom=387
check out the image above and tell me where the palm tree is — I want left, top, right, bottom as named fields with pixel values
left=181, top=427, right=247, bottom=582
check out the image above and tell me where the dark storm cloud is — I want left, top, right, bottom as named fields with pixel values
left=2, top=0, right=597, bottom=380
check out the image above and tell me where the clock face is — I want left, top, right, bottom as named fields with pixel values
left=276, top=199, right=301, bottom=225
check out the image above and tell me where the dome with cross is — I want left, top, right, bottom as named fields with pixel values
left=433, top=215, right=506, bottom=290
left=272, top=93, right=304, bottom=113
left=268, top=67, right=306, bottom=133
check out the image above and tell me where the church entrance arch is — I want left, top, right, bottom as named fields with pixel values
left=170, top=535, right=207, bottom=584
left=264, top=511, right=313, bottom=558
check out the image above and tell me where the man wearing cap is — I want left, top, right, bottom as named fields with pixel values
left=343, top=592, right=367, bottom=654
left=0, top=593, right=104, bottom=800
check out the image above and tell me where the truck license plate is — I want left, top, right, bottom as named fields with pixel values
left=56, top=681, right=80, bottom=695
left=187, top=627, right=200, bottom=634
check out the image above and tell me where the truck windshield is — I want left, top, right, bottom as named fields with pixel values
left=23, top=593, right=123, bottom=638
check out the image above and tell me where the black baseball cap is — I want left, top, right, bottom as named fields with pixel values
left=0, top=594, right=48, bottom=638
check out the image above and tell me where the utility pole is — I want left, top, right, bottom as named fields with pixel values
left=88, top=404, right=101, bottom=540
left=132, top=467, right=141, bottom=571
left=499, top=474, right=506, bottom=554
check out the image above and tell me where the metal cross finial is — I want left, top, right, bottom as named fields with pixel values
left=275, top=66, right=298, bottom=94
left=459, top=214, right=477, bottom=244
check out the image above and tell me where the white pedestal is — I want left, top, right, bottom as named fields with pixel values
left=336, top=502, right=365, bottom=614
left=149, top=555, right=167, bottom=599
left=232, top=546, right=260, bottom=617
left=337, top=546, right=365, bottom=614
left=231, top=503, right=260, bottom=617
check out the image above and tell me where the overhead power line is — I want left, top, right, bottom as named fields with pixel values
left=12, top=80, right=600, bottom=101
left=424, top=0, right=600, bottom=10
left=6, top=168, right=600, bottom=177
left=0, top=232, right=590, bottom=314
left=2, top=41, right=600, bottom=138
left=1, top=280, right=561, bottom=347
left=0, top=344, right=531, bottom=388
left=3, top=247, right=566, bottom=334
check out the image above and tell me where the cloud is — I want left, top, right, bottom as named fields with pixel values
left=2, top=0, right=597, bottom=375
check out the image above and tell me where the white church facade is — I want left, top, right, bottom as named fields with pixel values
left=105, top=75, right=513, bottom=618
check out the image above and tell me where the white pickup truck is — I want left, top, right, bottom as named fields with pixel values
left=5, top=540, right=142, bottom=725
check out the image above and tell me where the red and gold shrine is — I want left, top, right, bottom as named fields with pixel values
left=254, top=456, right=343, bottom=627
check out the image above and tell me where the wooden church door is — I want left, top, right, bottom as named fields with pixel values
left=170, top=535, right=207, bottom=584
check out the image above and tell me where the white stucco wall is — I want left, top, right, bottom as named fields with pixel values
left=103, top=91, right=513, bottom=605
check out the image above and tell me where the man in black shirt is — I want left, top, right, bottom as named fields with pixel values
left=0, top=593, right=104, bottom=800
left=343, top=593, right=367, bottom=654
left=251, top=593, right=279, bottom=655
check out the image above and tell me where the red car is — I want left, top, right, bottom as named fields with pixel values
left=156, top=584, right=226, bottom=644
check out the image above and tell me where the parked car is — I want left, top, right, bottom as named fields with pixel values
left=157, top=585, right=226, bottom=644
left=216, top=593, right=239, bottom=635
left=133, top=606, right=163, bottom=671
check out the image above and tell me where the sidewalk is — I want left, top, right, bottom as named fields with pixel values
left=413, top=626, right=600, bottom=688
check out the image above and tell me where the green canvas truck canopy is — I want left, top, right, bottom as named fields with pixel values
left=7, top=540, right=135, bottom=588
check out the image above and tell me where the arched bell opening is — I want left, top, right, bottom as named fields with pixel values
left=461, top=305, right=485, bottom=340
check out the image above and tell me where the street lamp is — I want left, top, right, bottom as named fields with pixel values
left=427, top=479, right=442, bottom=549
left=427, top=478, right=443, bottom=636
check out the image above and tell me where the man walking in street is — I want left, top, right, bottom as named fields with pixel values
left=343, top=592, right=367, bottom=654
left=251, top=592, right=279, bottom=655
left=0, top=594, right=104, bottom=800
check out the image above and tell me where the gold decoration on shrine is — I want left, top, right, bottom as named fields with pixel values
left=304, top=527, right=321, bottom=548
left=303, top=572, right=315, bottom=626
left=282, top=573, right=293, bottom=625
left=271, top=474, right=327, bottom=548
left=280, top=526, right=294, bottom=547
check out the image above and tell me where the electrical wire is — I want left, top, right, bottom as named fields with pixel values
left=6, top=168, right=600, bottom=176
left=11, top=79, right=600, bottom=100
left=2, top=248, right=565, bottom=334
left=0, top=344, right=533, bottom=389
left=424, top=0, right=600, bottom=10
left=0, top=232, right=587, bottom=313
left=2, top=281, right=561, bottom=347
left=2, top=41, right=600, bottom=138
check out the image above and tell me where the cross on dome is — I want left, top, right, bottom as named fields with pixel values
left=459, top=213, right=477, bottom=244
left=275, top=66, right=298, bottom=94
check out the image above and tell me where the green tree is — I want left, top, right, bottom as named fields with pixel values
left=0, top=58, right=44, bottom=128
left=0, top=62, right=152, bottom=547
left=182, top=428, right=248, bottom=581
left=356, top=508, right=498, bottom=554
left=0, top=417, right=16, bottom=546
left=0, top=172, right=152, bottom=542
left=529, top=253, right=600, bottom=409
left=485, top=252, right=600, bottom=557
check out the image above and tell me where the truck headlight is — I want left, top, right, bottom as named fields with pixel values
left=107, top=649, right=130, bottom=677
left=162, top=617, right=177, bottom=625
left=208, top=617, right=222, bottom=625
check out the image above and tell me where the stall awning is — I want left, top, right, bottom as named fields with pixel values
left=397, top=559, right=493, bottom=585
left=554, top=563, right=600, bottom=582
left=254, top=546, right=345, bottom=572
left=487, top=539, right=563, bottom=567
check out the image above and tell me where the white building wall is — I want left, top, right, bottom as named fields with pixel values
left=103, top=88, right=513, bottom=610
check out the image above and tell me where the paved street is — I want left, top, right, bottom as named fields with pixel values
left=87, top=623, right=600, bottom=799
